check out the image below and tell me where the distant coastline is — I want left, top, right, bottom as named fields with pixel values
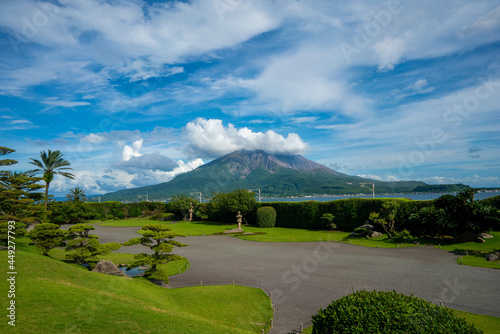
left=260, top=190, right=500, bottom=203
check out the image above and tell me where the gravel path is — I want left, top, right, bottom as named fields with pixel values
left=89, top=226, right=500, bottom=334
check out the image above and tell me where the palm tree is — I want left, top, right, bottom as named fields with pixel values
left=29, top=150, right=75, bottom=208
left=66, top=187, right=87, bottom=203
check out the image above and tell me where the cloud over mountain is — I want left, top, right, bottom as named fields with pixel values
left=183, top=118, right=308, bottom=158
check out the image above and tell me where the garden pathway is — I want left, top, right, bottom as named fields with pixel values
left=94, top=226, right=500, bottom=334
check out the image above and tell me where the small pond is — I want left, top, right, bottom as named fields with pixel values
left=118, top=266, right=146, bottom=277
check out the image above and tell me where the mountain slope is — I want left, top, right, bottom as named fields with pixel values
left=99, top=150, right=466, bottom=201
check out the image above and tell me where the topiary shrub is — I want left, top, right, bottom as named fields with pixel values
left=94, top=213, right=102, bottom=221
left=256, top=206, right=277, bottom=228
left=321, top=213, right=336, bottom=230
left=311, top=290, right=482, bottom=334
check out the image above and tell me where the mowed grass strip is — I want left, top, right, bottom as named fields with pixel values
left=96, top=217, right=168, bottom=227
left=0, top=248, right=272, bottom=334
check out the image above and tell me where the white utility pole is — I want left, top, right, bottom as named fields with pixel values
left=248, top=189, right=261, bottom=202
left=360, top=182, right=375, bottom=198
left=190, top=192, right=202, bottom=203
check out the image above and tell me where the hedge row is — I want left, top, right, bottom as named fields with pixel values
left=254, top=198, right=432, bottom=232
left=80, top=201, right=167, bottom=219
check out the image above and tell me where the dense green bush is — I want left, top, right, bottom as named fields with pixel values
left=254, top=198, right=429, bottom=232
left=256, top=206, right=277, bottom=228
left=166, top=194, right=198, bottom=220
left=311, top=290, right=482, bottom=334
left=321, top=213, right=336, bottom=229
left=207, top=189, right=257, bottom=223
left=480, top=195, right=500, bottom=209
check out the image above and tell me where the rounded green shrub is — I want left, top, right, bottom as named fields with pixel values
left=311, top=290, right=482, bottom=334
left=94, top=213, right=102, bottom=220
left=256, top=206, right=277, bottom=228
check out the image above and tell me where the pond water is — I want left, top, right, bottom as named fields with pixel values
left=118, top=266, right=146, bottom=277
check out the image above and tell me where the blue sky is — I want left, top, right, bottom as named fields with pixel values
left=1, top=0, right=499, bottom=196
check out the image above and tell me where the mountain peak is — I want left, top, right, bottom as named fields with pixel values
left=205, top=149, right=339, bottom=178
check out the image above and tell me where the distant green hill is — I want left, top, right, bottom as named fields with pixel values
left=100, top=150, right=469, bottom=201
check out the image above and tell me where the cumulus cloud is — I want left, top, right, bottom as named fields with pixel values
left=122, top=139, right=143, bottom=161
left=81, top=133, right=106, bottom=144
left=183, top=118, right=308, bottom=158
left=118, top=152, right=179, bottom=172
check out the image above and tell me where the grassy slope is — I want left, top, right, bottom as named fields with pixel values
left=0, top=245, right=272, bottom=334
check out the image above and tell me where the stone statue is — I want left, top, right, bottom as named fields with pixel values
left=236, top=211, right=243, bottom=230
left=188, top=202, right=194, bottom=221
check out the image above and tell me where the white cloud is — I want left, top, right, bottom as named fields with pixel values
left=372, top=37, right=407, bottom=71
left=122, top=139, right=143, bottom=161
left=184, top=118, right=308, bottom=158
left=357, top=174, right=401, bottom=182
left=81, top=133, right=106, bottom=145
left=41, top=98, right=91, bottom=109
left=290, top=116, right=320, bottom=124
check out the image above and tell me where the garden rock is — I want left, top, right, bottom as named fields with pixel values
left=370, top=231, right=383, bottom=238
left=453, top=231, right=482, bottom=243
left=478, top=233, right=493, bottom=239
left=358, top=224, right=374, bottom=230
left=486, top=254, right=499, bottom=262
left=92, top=260, right=126, bottom=276
left=223, top=228, right=244, bottom=234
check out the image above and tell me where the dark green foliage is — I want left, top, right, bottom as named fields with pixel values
left=409, top=205, right=444, bottom=236
left=367, top=201, right=400, bottom=238
left=255, top=198, right=428, bottom=232
left=149, top=212, right=176, bottom=221
left=167, top=194, right=199, bottom=220
left=0, top=147, right=45, bottom=225
left=412, top=183, right=470, bottom=193
left=480, top=195, right=500, bottom=209
left=29, top=150, right=74, bottom=208
left=65, top=224, right=120, bottom=264
left=94, top=213, right=102, bottom=220
left=311, top=290, right=482, bottom=334
left=47, top=201, right=90, bottom=224
left=123, top=224, right=186, bottom=282
left=207, top=189, right=257, bottom=223
left=256, top=206, right=276, bottom=228
left=27, top=223, right=66, bottom=256
left=392, top=229, right=416, bottom=243
left=321, top=213, right=336, bottom=229
left=65, top=187, right=87, bottom=203
left=426, top=189, right=500, bottom=236
left=0, top=221, right=26, bottom=246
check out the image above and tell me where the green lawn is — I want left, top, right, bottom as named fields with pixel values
left=0, top=242, right=273, bottom=334
left=303, top=309, right=500, bottom=334
left=96, top=217, right=171, bottom=227
left=458, top=254, right=500, bottom=270
left=46, top=248, right=191, bottom=276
